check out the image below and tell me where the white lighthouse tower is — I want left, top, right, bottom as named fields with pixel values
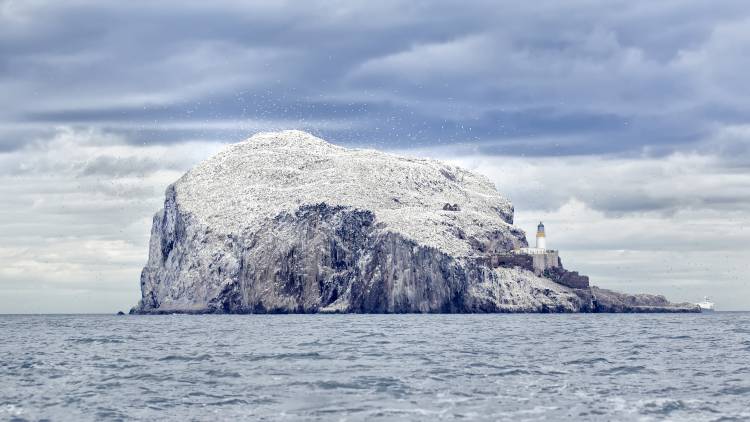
left=514, top=221, right=559, bottom=275
left=535, top=222, right=546, bottom=250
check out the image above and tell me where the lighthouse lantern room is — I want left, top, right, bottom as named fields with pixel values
left=535, top=222, right=546, bottom=250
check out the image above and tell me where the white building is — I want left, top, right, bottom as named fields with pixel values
left=518, top=222, right=549, bottom=254
left=515, top=222, right=559, bottom=275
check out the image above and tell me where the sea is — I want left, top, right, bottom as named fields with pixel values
left=1, top=313, right=749, bottom=421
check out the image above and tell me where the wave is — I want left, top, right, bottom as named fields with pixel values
left=158, top=354, right=212, bottom=362
left=596, top=365, right=647, bottom=375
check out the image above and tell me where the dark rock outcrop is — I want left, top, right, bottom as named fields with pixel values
left=591, top=287, right=700, bottom=313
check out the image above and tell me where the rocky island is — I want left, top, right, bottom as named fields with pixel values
left=132, top=131, right=698, bottom=314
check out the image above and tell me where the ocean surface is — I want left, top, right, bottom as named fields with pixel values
left=1, top=313, right=749, bottom=421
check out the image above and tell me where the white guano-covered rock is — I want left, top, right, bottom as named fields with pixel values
left=133, top=130, right=584, bottom=313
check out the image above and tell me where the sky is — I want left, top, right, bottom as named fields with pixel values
left=1, top=0, right=749, bottom=312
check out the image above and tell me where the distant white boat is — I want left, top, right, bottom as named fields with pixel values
left=696, top=296, right=715, bottom=312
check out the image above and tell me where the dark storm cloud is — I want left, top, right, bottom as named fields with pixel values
left=3, top=0, right=750, bottom=156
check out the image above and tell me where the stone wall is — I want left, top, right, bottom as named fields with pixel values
left=486, top=250, right=588, bottom=290
left=487, top=253, right=534, bottom=271
left=484, top=251, right=561, bottom=276
left=544, top=266, right=590, bottom=289
left=530, top=251, right=559, bottom=275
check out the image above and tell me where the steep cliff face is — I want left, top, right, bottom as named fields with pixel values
left=132, top=130, right=695, bottom=314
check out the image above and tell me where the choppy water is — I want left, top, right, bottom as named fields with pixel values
left=1, top=313, right=749, bottom=421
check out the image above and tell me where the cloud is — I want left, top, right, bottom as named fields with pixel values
left=2, top=1, right=750, bottom=154
left=675, top=18, right=750, bottom=108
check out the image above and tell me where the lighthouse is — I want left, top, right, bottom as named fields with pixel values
left=513, top=221, right=559, bottom=275
left=535, top=222, right=546, bottom=250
